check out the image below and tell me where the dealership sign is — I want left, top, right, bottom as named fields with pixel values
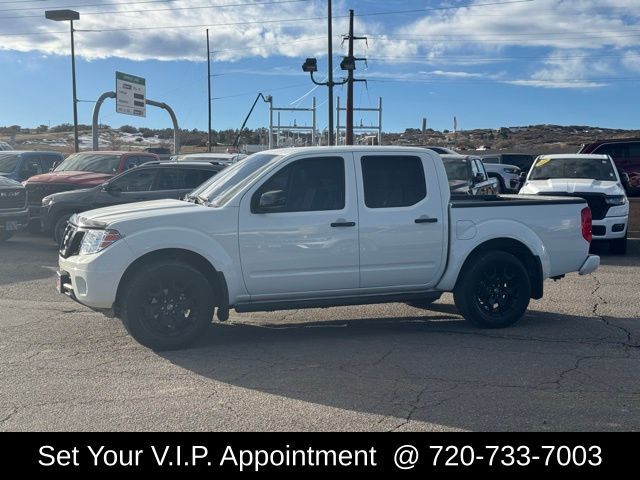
left=116, top=71, right=146, bottom=117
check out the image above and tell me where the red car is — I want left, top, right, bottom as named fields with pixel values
left=578, top=138, right=640, bottom=195
left=24, top=151, right=158, bottom=225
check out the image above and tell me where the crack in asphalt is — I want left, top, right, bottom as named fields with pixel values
left=591, top=274, right=638, bottom=349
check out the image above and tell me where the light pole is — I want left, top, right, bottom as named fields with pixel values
left=45, top=9, right=80, bottom=152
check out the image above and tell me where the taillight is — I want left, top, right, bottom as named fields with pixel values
left=581, top=207, right=592, bottom=243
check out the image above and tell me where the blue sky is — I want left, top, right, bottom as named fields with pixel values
left=0, top=0, right=639, bottom=133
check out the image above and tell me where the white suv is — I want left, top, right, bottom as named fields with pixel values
left=520, top=154, right=629, bottom=254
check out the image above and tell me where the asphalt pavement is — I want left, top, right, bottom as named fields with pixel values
left=0, top=231, right=638, bottom=432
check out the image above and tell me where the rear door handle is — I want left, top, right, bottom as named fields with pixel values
left=415, top=217, right=438, bottom=224
left=331, top=221, right=356, bottom=227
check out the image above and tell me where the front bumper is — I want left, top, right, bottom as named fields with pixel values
left=28, top=204, right=42, bottom=221
left=57, top=239, right=133, bottom=310
left=592, top=215, right=628, bottom=240
left=0, top=208, right=29, bottom=231
left=579, top=254, right=600, bottom=275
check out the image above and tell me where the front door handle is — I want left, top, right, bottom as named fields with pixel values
left=331, top=221, right=356, bottom=227
left=415, top=217, right=438, bottom=224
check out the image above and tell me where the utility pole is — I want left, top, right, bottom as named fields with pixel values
left=343, top=9, right=367, bottom=145
left=327, top=0, right=334, bottom=145
left=206, top=29, right=212, bottom=152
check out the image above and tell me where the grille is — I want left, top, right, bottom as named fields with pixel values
left=26, top=183, right=77, bottom=205
left=59, top=223, right=85, bottom=258
left=0, top=188, right=26, bottom=209
left=539, top=192, right=610, bottom=220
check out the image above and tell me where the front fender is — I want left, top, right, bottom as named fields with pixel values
left=436, top=218, right=550, bottom=292
left=121, top=226, right=246, bottom=301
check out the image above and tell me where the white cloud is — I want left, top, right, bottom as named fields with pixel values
left=0, top=0, right=638, bottom=89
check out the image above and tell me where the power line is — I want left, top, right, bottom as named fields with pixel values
left=0, top=0, right=311, bottom=20
left=368, top=52, right=640, bottom=62
left=0, top=0, right=173, bottom=12
left=0, top=0, right=536, bottom=35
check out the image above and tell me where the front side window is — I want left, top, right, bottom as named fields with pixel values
left=594, top=144, right=629, bottom=160
left=110, top=168, right=156, bottom=192
left=361, top=155, right=426, bottom=208
left=252, top=157, right=345, bottom=213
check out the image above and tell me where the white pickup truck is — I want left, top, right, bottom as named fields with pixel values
left=56, top=147, right=600, bottom=350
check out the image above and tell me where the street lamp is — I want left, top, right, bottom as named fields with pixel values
left=45, top=9, right=80, bottom=152
left=301, top=56, right=353, bottom=145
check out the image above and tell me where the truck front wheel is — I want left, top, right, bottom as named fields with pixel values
left=120, top=261, right=215, bottom=350
left=454, top=251, right=530, bottom=328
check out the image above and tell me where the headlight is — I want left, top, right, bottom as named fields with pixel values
left=605, top=195, right=627, bottom=206
left=42, top=196, right=54, bottom=206
left=79, top=229, right=122, bottom=255
left=503, top=168, right=520, bottom=174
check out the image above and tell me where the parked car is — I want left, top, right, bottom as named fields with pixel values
left=42, top=161, right=225, bottom=244
left=578, top=138, right=640, bottom=196
left=143, top=147, right=172, bottom=161
left=0, top=141, right=14, bottom=151
left=172, top=153, right=247, bottom=164
left=480, top=153, right=536, bottom=172
left=0, top=176, right=28, bottom=241
left=24, top=151, right=158, bottom=226
left=0, top=151, right=64, bottom=182
left=421, top=146, right=459, bottom=155
left=482, top=162, right=522, bottom=193
left=441, top=154, right=498, bottom=195
left=519, top=154, right=629, bottom=254
left=56, top=146, right=599, bottom=350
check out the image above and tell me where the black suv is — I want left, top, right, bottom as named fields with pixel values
left=41, top=161, right=226, bottom=243
left=479, top=153, right=535, bottom=172
left=578, top=138, right=640, bottom=195
left=0, top=176, right=28, bottom=241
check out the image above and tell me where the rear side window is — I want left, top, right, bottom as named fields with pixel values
left=111, top=168, right=156, bottom=192
left=39, top=154, right=61, bottom=172
left=156, top=168, right=219, bottom=190
left=361, top=155, right=426, bottom=208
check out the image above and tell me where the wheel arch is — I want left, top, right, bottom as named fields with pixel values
left=114, top=248, right=229, bottom=316
left=453, top=238, right=543, bottom=299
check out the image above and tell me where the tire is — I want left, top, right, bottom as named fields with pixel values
left=120, top=261, right=215, bottom=350
left=494, top=176, right=505, bottom=194
left=454, top=251, right=531, bottom=328
left=406, top=292, right=442, bottom=309
left=610, top=234, right=627, bottom=255
left=53, top=213, right=73, bottom=245
left=0, top=231, right=13, bottom=242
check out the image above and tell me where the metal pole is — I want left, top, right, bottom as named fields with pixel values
left=312, top=97, right=316, bottom=146
left=346, top=9, right=354, bottom=145
left=92, top=91, right=116, bottom=151
left=327, top=0, right=334, bottom=146
left=268, top=98, right=273, bottom=149
left=277, top=112, right=281, bottom=147
left=207, top=29, right=212, bottom=152
left=336, top=96, right=340, bottom=145
left=378, top=97, right=382, bottom=146
left=145, top=99, right=181, bottom=154
left=70, top=19, right=79, bottom=152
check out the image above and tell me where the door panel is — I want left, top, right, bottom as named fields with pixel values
left=355, top=153, right=446, bottom=288
left=238, top=154, right=359, bottom=297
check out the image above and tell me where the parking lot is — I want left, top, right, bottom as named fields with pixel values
left=1, top=204, right=639, bottom=432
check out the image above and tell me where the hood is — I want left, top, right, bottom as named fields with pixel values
left=25, top=171, right=114, bottom=186
left=520, top=178, right=625, bottom=196
left=0, top=176, right=23, bottom=189
left=74, top=199, right=207, bottom=232
left=46, top=186, right=96, bottom=203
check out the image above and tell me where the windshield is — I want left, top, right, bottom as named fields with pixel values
left=189, top=153, right=280, bottom=206
left=530, top=157, right=617, bottom=181
left=442, top=158, right=469, bottom=181
left=0, top=154, right=19, bottom=173
left=54, top=153, right=121, bottom=174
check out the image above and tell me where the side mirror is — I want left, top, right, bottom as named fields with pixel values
left=474, top=173, right=484, bottom=183
left=257, top=190, right=286, bottom=212
left=519, top=171, right=527, bottom=182
left=102, top=182, right=120, bottom=194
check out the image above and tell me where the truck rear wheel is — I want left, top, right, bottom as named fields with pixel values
left=454, top=251, right=530, bottom=328
left=120, top=261, right=215, bottom=350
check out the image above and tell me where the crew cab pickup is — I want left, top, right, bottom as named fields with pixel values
left=56, top=147, right=600, bottom=350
